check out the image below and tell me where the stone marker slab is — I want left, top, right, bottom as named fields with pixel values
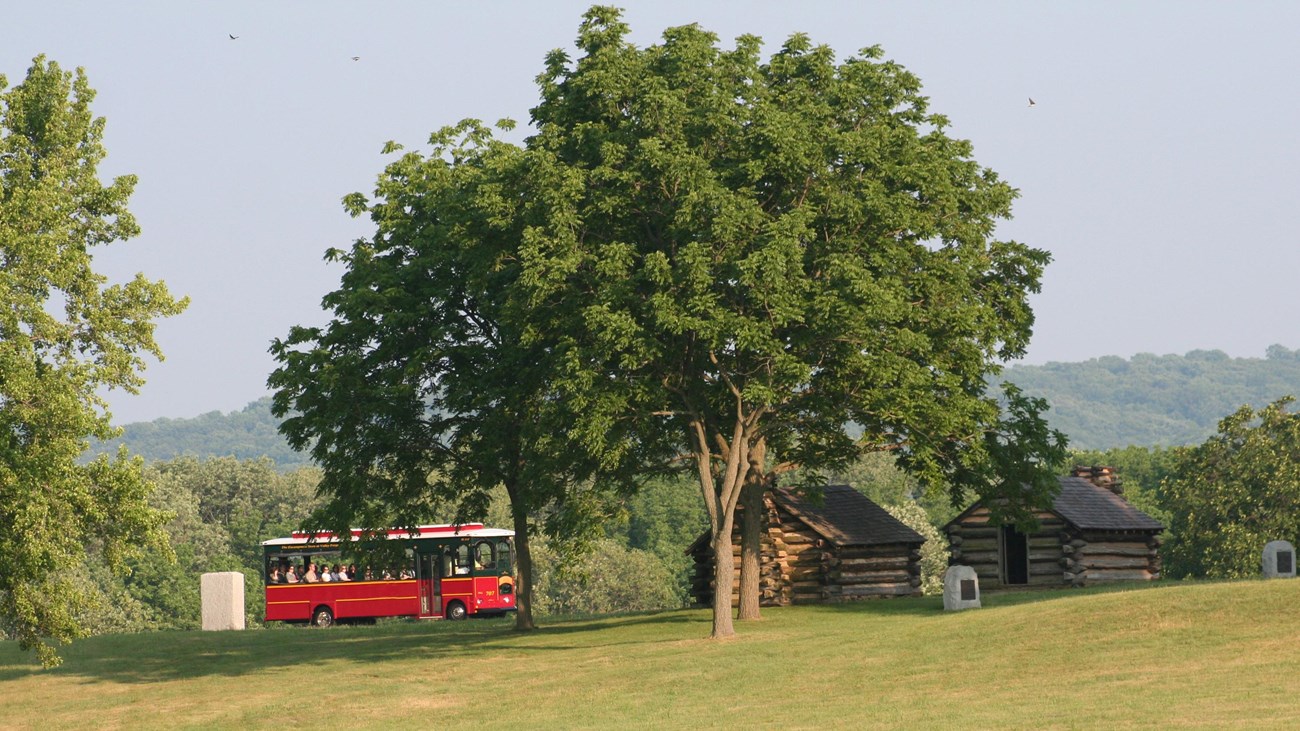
left=943, top=565, right=981, bottom=611
left=201, top=571, right=246, bottom=630
left=1263, top=540, right=1297, bottom=579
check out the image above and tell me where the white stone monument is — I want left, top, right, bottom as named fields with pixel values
left=201, top=571, right=246, bottom=630
left=943, top=565, right=981, bottom=611
left=1262, top=540, right=1297, bottom=579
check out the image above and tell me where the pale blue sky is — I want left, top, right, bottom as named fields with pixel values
left=6, top=2, right=1300, bottom=423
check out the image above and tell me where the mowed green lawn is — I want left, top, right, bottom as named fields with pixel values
left=4, top=579, right=1300, bottom=730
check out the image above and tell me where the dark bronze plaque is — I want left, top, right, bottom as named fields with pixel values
left=1279, top=551, right=1293, bottom=575
left=960, top=579, right=976, bottom=601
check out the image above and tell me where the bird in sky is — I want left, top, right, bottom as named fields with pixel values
left=1028, top=97, right=1036, bottom=107
left=351, top=56, right=360, bottom=61
left=229, top=33, right=239, bottom=40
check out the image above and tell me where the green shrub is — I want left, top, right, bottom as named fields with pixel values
left=531, top=538, right=681, bottom=616
left=883, top=501, right=946, bottom=595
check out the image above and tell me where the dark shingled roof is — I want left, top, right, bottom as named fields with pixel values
left=773, top=484, right=924, bottom=547
left=1051, top=476, right=1164, bottom=531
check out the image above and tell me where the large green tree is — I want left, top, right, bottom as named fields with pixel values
left=0, top=57, right=187, bottom=665
left=1162, top=398, right=1300, bottom=578
left=268, top=122, right=665, bottom=630
left=517, top=9, right=1064, bottom=637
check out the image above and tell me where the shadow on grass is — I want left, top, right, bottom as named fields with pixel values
left=797, top=594, right=945, bottom=617
left=3, top=580, right=1218, bottom=684
left=0, top=610, right=712, bottom=685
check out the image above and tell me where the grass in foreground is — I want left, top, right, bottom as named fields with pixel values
left=3, top=580, right=1300, bottom=729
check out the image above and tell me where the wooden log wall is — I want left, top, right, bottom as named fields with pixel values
left=946, top=506, right=1066, bottom=589
left=690, top=494, right=922, bottom=607
left=1061, top=531, right=1163, bottom=587
left=820, top=543, right=922, bottom=602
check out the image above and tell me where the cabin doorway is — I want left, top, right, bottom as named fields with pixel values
left=1000, top=525, right=1029, bottom=585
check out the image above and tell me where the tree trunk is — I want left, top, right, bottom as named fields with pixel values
left=737, top=480, right=762, bottom=620
left=506, top=482, right=536, bottom=631
left=711, top=510, right=736, bottom=638
left=692, top=416, right=751, bottom=640
left=737, top=449, right=766, bottom=620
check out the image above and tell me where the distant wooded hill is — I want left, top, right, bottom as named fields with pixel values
left=1000, top=345, right=1300, bottom=449
left=91, top=346, right=1300, bottom=466
left=91, top=397, right=312, bottom=469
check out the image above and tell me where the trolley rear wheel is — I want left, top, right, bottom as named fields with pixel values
left=312, top=606, right=334, bottom=628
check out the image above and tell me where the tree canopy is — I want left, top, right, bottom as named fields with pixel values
left=272, top=7, right=1067, bottom=638
left=268, top=121, right=666, bottom=630
left=516, top=8, right=1065, bottom=635
left=0, top=57, right=187, bottom=665
left=80, top=347, right=1300, bottom=470
left=1161, top=397, right=1300, bottom=579
left=1000, top=347, right=1300, bottom=449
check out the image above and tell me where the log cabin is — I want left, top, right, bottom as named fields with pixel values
left=944, top=466, right=1164, bottom=589
left=689, top=484, right=925, bottom=607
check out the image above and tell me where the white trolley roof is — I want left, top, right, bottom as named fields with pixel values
left=261, top=523, right=514, bottom=547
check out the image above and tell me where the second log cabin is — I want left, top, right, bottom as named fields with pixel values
left=689, top=484, right=926, bottom=606
left=944, top=466, right=1164, bottom=589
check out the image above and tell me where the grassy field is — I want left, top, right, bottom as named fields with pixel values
left=4, top=579, right=1300, bottom=729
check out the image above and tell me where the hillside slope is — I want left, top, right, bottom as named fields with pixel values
left=1001, top=345, right=1300, bottom=449
left=90, top=397, right=312, bottom=469
left=3, top=580, right=1297, bottom=729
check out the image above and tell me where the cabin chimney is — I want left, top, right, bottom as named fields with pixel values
left=1073, top=465, right=1124, bottom=495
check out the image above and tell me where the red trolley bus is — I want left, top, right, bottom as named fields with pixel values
left=261, top=524, right=515, bottom=627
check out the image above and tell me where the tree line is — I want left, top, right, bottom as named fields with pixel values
left=88, top=398, right=314, bottom=470
left=15, top=407, right=1298, bottom=644
left=85, top=350, right=1300, bottom=473
left=1001, top=346, right=1300, bottom=449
